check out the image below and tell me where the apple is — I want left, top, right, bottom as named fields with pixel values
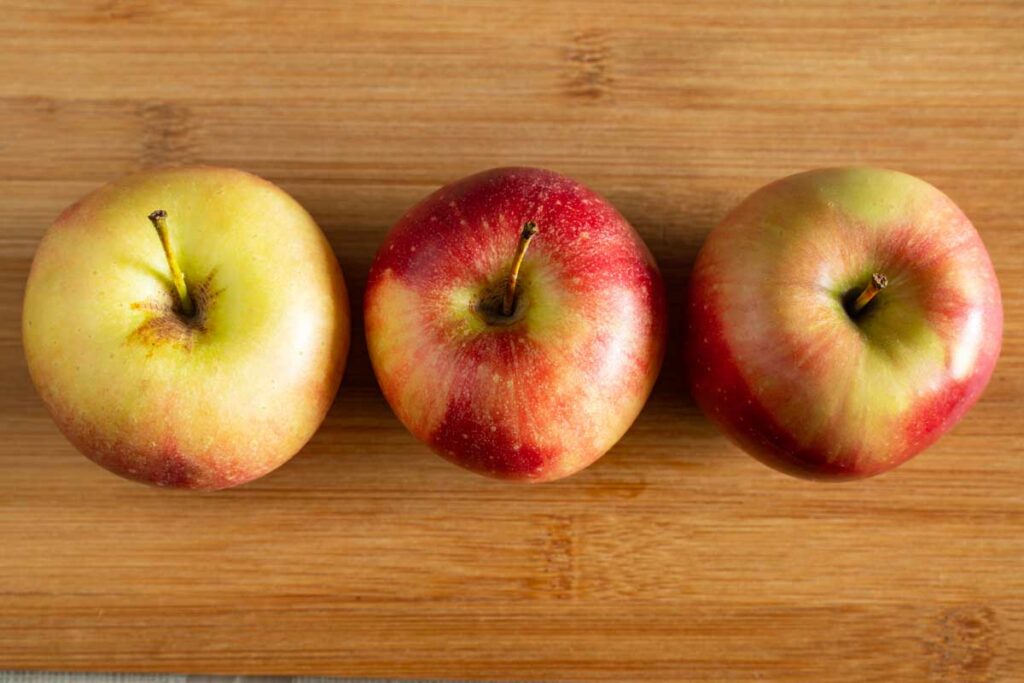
left=686, top=167, right=1002, bottom=480
left=22, top=165, right=349, bottom=489
left=365, top=167, right=666, bottom=482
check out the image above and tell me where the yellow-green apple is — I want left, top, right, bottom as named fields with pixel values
left=687, top=168, right=1002, bottom=480
left=23, top=166, right=349, bottom=489
left=365, top=167, right=666, bottom=482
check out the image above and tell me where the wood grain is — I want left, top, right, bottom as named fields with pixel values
left=1, top=1, right=1022, bottom=680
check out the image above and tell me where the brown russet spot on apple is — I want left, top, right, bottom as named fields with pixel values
left=129, top=270, right=221, bottom=351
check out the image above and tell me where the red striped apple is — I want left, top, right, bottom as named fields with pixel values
left=365, top=167, right=666, bottom=482
left=23, top=166, right=349, bottom=489
left=687, top=168, right=1002, bottom=480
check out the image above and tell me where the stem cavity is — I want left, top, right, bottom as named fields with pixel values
left=851, top=272, right=888, bottom=315
left=148, top=210, right=194, bottom=317
left=502, top=221, right=539, bottom=317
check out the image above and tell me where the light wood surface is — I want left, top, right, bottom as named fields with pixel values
left=1, top=1, right=1022, bottom=681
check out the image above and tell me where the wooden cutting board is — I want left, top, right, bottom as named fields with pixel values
left=1, top=2, right=1021, bottom=680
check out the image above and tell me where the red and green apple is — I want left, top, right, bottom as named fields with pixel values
left=687, top=167, right=1002, bottom=480
left=23, top=165, right=349, bottom=489
left=365, top=167, right=666, bottom=482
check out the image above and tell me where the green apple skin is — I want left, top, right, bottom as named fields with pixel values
left=687, top=168, right=1002, bottom=480
left=23, top=166, right=349, bottom=490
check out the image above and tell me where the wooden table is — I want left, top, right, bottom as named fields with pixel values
left=1, top=2, right=1022, bottom=681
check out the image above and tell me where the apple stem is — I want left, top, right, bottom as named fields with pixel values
left=502, top=221, right=539, bottom=317
left=852, top=272, right=888, bottom=314
left=148, top=210, right=194, bottom=317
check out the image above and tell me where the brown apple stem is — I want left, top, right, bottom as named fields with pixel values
left=852, top=272, right=888, bottom=314
left=502, top=221, right=539, bottom=317
left=148, top=210, right=194, bottom=316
